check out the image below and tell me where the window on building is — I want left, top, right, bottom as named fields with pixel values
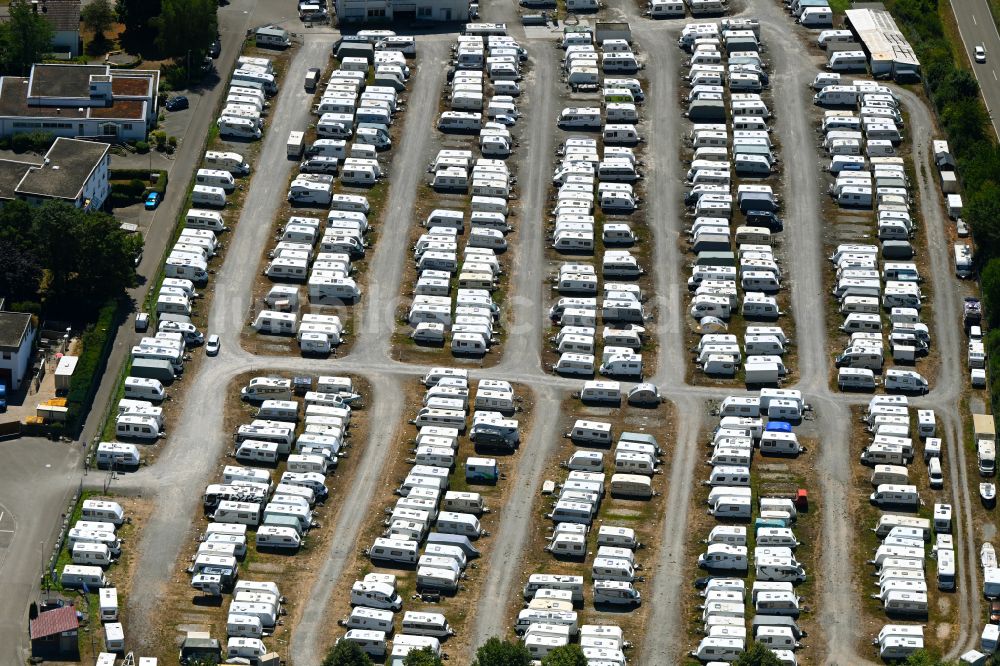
left=367, top=7, right=386, bottom=16
left=417, top=6, right=431, bottom=15
left=2, top=352, right=11, bottom=360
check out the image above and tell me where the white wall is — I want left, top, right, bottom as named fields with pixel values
left=0, top=325, right=34, bottom=391
left=81, top=153, right=110, bottom=210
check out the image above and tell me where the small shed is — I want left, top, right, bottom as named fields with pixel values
left=54, top=355, right=78, bottom=392
left=940, top=170, right=959, bottom=194
left=595, top=21, right=631, bottom=44
left=30, top=605, right=79, bottom=660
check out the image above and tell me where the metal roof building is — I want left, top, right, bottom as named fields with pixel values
left=845, top=6, right=921, bottom=81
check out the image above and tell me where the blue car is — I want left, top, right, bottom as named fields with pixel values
left=144, top=191, right=161, bottom=210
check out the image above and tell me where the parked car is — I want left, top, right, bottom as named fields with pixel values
left=165, top=96, right=189, bottom=111
left=206, top=334, right=221, bottom=356
left=209, top=40, right=221, bottom=58
left=145, top=191, right=161, bottom=210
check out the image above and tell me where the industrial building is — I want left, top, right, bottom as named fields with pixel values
left=334, top=0, right=470, bottom=22
left=845, top=5, right=921, bottom=81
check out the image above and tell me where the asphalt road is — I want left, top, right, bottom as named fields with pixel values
left=0, top=438, right=85, bottom=664
left=952, top=0, right=1000, bottom=138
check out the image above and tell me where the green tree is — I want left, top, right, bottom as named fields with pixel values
left=321, top=640, right=373, bottom=666
left=941, top=98, right=990, bottom=154
left=0, top=237, right=41, bottom=302
left=982, top=259, right=1000, bottom=328
left=82, top=0, right=116, bottom=40
left=0, top=0, right=54, bottom=75
left=903, top=649, right=949, bottom=666
left=734, top=642, right=782, bottom=666
left=968, top=183, right=1000, bottom=262
left=153, top=0, right=217, bottom=60
left=26, top=201, right=140, bottom=310
left=116, top=0, right=161, bottom=55
left=402, top=646, right=445, bottom=666
left=471, top=636, right=532, bottom=666
left=541, top=644, right=588, bottom=666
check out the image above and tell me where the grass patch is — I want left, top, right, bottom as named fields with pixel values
left=989, top=0, right=1000, bottom=32
left=828, top=0, right=851, bottom=13
left=51, top=490, right=103, bottom=592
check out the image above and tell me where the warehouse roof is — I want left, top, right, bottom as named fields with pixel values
left=845, top=7, right=920, bottom=70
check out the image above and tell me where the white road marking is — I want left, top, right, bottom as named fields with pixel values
left=0, top=529, right=13, bottom=534
left=973, top=15, right=978, bottom=25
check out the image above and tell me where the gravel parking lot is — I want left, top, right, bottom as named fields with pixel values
left=18, top=0, right=986, bottom=662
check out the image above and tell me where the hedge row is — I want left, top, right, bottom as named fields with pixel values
left=110, top=168, right=169, bottom=194
left=64, top=299, right=124, bottom=436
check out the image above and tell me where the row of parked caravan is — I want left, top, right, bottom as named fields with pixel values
left=416, top=153, right=511, bottom=354
left=692, top=402, right=809, bottom=664
left=59, top=501, right=130, bottom=655
left=813, top=76, right=903, bottom=165
left=810, top=78, right=933, bottom=394
left=257, top=206, right=368, bottom=354
left=130, top=275, right=206, bottom=451
left=189, top=376, right=359, bottom=661
left=168, top=152, right=245, bottom=288
left=408, top=29, right=525, bottom=356
left=782, top=0, right=833, bottom=27
left=293, top=55, right=406, bottom=202
left=980, top=544, right=1000, bottom=655
left=337, top=369, right=517, bottom=660
left=645, top=0, right=728, bottom=19
left=548, top=28, right=647, bottom=382
left=160, top=157, right=226, bottom=317
left=858, top=395, right=953, bottom=660
left=94, top=371, right=172, bottom=469
left=678, top=20, right=790, bottom=387
left=513, top=404, right=652, bottom=662
left=340, top=571, right=451, bottom=663
left=216, top=54, right=279, bottom=143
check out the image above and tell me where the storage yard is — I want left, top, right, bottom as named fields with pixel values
left=22, top=0, right=1000, bottom=663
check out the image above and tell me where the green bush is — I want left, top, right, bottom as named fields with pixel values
left=10, top=133, right=29, bottom=153
left=135, top=140, right=149, bottom=153
left=25, top=130, right=54, bottom=152
left=110, top=180, right=146, bottom=203
left=65, top=299, right=122, bottom=434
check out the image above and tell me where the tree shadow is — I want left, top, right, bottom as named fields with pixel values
left=85, top=34, right=113, bottom=58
